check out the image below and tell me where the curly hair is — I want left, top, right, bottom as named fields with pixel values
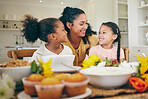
left=102, top=22, right=121, bottom=62
left=21, top=15, right=59, bottom=43
left=59, top=6, right=97, bottom=44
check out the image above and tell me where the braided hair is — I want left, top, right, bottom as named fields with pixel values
left=59, top=6, right=97, bottom=44
left=21, top=15, right=59, bottom=43
left=102, top=22, right=121, bottom=62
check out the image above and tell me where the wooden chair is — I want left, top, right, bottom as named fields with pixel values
left=7, top=49, right=37, bottom=60
left=122, top=47, right=129, bottom=62
left=7, top=48, right=129, bottom=62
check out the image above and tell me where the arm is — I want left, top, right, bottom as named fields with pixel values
left=31, top=51, right=40, bottom=64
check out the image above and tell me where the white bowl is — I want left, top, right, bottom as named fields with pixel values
left=80, top=67, right=135, bottom=89
left=0, top=66, right=31, bottom=82
left=41, top=55, right=75, bottom=70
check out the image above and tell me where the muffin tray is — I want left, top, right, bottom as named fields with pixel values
left=17, top=88, right=91, bottom=99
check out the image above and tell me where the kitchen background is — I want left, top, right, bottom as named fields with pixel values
left=0, top=0, right=148, bottom=63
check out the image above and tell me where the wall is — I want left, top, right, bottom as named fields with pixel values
left=0, top=2, right=66, bottom=63
left=0, top=2, right=63, bottom=20
left=79, top=0, right=115, bottom=32
left=0, top=0, right=116, bottom=63
left=0, top=0, right=116, bottom=46
left=0, top=2, right=65, bottom=47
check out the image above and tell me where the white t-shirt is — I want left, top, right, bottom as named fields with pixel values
left=31, top=44, right=73, bottom=64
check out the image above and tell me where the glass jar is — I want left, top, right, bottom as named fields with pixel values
left=141, top=0, right=145, bottom=6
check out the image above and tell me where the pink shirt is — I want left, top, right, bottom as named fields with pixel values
left=89, top=45, right=124, bottom=61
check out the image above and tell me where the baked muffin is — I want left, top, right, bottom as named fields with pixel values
left=22, top=74, right=44, bottom=96
left=63, top=73, right=89, bottom=97
left=54, top=73, right=70, bottom=81
left=35, top=78, right=64, bottom=99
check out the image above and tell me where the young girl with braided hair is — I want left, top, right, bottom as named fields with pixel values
left=89, top=22, right=124, bottom=62
left=21, top=15, right=73, bottom=64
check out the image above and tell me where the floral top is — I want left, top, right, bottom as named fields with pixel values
left=89, top=45, right=124, bottom=61
left=63, top=34, right=98, bottom=66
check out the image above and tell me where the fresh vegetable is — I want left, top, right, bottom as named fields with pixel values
left=31, top=59, right=55, bottom=77
left=129, top=76, right=147, bottom=92
left=105, top=58, right=119, bottom=67
left=31, top=60, right=38, bottom=73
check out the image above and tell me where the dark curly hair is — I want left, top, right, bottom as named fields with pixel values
left=21, top=15, right=59, bottom=43
left=59, top=6, right=97, bottom=44
left=102, top=22, right=121, bottom=62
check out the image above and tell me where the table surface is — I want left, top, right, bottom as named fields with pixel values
left=15, top=84, right=148, bottom=99
left=88, top=84, right=148, bottom=99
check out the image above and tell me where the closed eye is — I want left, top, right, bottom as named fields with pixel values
left=80, top=24, right=84, bottom=26
left=103, top=31, right=106, bottom=34
left=80, top=21, right=87, bottom=26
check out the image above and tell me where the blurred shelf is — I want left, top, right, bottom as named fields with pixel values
left=139, top=23, right=148, bottom=27
left=121, top=32, right=128, bottom=35
left=118, top=2, right=128, bottom=5
left=0, top=19, right=20, bottom=22
left=0, top=28, right=20, bottom=31
left=138, top=4, right=148, bottom=9
left=132, top=45, right=148, bottom=48
left=118, top=17, right=128, bottom=19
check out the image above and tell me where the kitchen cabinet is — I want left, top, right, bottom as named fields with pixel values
left=128, top=0, right=148, bottom=62
left=0, top=19, right=21, bottom=31
left=115, top=0, right=128, bottom=47
left=129, top=0, right=148, bottom=47
left=137, top=1, right=148, bottom=46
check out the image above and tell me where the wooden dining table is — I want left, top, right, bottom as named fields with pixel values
left=87, top=84, right=148, bottom=99
left=14, top=82, right=148, bottom=99
left=13, top=71, right=148, bottom=99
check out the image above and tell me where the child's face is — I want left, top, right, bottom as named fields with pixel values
left=69, top=13, right=88, bottom=37
left=98, top=25, right=117, bottom=45
left=54, top=21, right=68, bottom=43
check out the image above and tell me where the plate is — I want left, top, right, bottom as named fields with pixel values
left=17, top=88, right=92, bottom=99
left=42, top=55, right=75, bottom=66
left=52, top=66, right=81, bottom=73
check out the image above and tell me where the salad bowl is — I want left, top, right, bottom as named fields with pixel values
left=0, top=66, right=31, bottom=82
left=80, top=67, right=135, bottom=88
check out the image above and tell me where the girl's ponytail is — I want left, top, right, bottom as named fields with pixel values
left=116, top=28, right=121, bottom=62
left=21, top=15, right=39, bottom=43
left=117, top=37, right=120, bottom=62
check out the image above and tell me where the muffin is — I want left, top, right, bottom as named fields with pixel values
left=35, top=78, right=64, bottom=99
left=22, top=74, right=44, bottom=96
left=54, top=73, right=70, bottom=81
left=63, top=73, right=89, bottom=97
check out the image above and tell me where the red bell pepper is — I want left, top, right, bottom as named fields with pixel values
left=129, top=76, right=148, bottom=92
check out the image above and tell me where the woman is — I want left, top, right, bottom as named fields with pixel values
left=59, top=6, right=98, bottom=66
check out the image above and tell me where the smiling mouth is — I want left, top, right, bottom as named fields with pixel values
left=99, top=38, right=104, bottom=41
left=80, top=30, right=86, bottom=34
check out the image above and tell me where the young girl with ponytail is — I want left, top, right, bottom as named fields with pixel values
left=21, top=15, right=72, bottom=64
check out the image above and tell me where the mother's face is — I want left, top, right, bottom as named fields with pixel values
left=69, top=13, right=88, bottom=37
